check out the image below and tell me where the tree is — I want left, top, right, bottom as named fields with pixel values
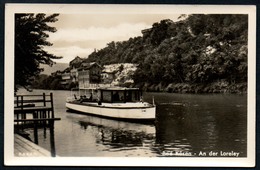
left=15, top=13, right=61, bottom=91
left=84, top=15, right=247, bottom=92
left=150, top=19, right=173, bottom=46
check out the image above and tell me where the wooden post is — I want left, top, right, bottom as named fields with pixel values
left=43, top=93, right=46, bottom=106
left=16, top=96, right=19, bottom=120
left=50, top=93, right=54, bottom=118
left=49, top=121, right=56, bottom=157
left=21, top=96, right=23, bottom=108
left=16, top=96, right=19, bottom=107
left=21, top=96, right=24, bottom=120
left=33, top=121, right=38, bottom=145
left=43, top=93, right=46, bottom=120
left=35, top=111, right=38, bottom=118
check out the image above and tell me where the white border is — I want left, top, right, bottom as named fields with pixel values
left=4, top=4, right=256, bottom=167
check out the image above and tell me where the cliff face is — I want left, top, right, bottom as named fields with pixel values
left=102, top=63, right=137, bottom=87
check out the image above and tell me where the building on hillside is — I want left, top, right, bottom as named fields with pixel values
left=61, top=71, right=71, bottom=86
left=78, top=62, right=102, bottom=88
left=51, top=70, right=62, bottom=77
left=101, top=64, right=120, bottom=84
left=69, top=56, right=83, bottom=83
left=70, top=68, right=78, bottom=83
left=69, top=56, right=84, bottom=68
left=101, top=71, right=115, bottom=84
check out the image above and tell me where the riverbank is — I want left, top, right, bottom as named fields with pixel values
left=135, top=81, right=247, bottom=94
left=32, top=80, right=247, bottom=94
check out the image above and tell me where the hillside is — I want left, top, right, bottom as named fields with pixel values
left=85, top=14, right=248, bottom=93
left=34, top=14, right=248, bottom=93
left=40, top=63, right=69, bottom=75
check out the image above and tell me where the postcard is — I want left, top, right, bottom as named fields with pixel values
left=4, top=4, right=256, bottom=167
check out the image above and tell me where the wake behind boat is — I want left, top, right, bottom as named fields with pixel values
left=66, top=87, right=156, bottom=120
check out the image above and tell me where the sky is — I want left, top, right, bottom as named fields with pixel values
left=45, top=13, right=181, bottom=63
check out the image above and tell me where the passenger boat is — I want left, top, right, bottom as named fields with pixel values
left=66, top=87, right=156, bottom=120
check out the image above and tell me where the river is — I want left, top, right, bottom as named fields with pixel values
left=16, top=89, right=247, bottom=157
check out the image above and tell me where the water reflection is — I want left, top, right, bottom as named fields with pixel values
left=66, top=113, right=156, bottom=152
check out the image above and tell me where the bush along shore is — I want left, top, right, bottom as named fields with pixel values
left=135, top=81, right=247, bottom=94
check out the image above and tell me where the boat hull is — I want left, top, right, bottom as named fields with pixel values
left=66, top=102, right=156, bottom=120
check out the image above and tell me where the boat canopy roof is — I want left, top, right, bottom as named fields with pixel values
left=75, top=87, right=140, bottom=91
left=98, top=87, right=139, bottom=91
left=72, top=87, right=142, bottom=103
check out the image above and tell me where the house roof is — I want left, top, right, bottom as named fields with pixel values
left=62, top=67, right=71, bottom=73
left=78, top=62, right=102, bottom=70
left=69, top=56, right=84, bottom=68
left=80, top=62, right=101, bottom=70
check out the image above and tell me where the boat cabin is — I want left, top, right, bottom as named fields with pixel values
left=75, top=87, right=142, bottom=103
left=100, top=87, right=142, bottom=103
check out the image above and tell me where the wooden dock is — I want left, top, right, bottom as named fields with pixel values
left=14, top=134, right=52, bottom=157
left=14, top=93, right=60, bottom=157
left=14, top=93, right=61, bottom=128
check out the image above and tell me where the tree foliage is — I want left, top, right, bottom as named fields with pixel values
left=32, top=74, right=65, bottom=90
left=85, top=14, right=247, bottom=92
left=15, top=13, right=61, bottom=91
left=32, top=14, right=246, bottom=93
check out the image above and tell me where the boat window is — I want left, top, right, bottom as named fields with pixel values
left=102, top=91, right=112, bottom=103
left=133, top=91, right=141, bottom=102
left=125, top=90, right=140, bottom=102
left=92, top=91, right=99, bottom=101
left=112, top=91, right=125, bottom=103
left=100, top=89, right=141, bottom=103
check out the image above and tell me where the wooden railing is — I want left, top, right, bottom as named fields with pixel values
left=15, top=93, right=53, bottom=108
left=14, top=93, right=60, bottom=127
left=14, top=93, right=60, bottom=156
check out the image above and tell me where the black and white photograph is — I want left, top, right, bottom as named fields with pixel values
left=4, top=4, right=256, bottom=167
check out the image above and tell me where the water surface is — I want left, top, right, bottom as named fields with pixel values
left=17, top=89, right=247, bottom=157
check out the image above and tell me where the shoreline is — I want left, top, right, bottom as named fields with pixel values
left=134, top=81, right=247, bottom=94
left=30, top=82, right=247, bottom=94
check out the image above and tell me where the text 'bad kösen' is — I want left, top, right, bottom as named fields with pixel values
left=162, top=151, right=240, bottom=157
